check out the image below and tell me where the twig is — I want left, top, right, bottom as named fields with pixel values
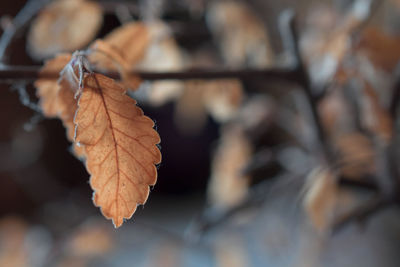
left=279, top=10, right=332, bottom=161
left=389, top=64, right=400, bottom=118
left=350, top=0, right=383, bottom=42
left=0, top=0, right=50, bottom=63
left=186, top=173, right=298, bottom=237
left=333, top=195, right=397, bottom=233
left=0, top=64, right=301, bottom=83
left=99, top=0, right=140, bottom=15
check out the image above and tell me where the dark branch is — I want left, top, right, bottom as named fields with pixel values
left=0, top=0, right=51, bottom=63
left=0, top=65, right=302, bottom=83
left=279, top=10, right=332, bottom=161
left=333, top=195, right=397, bottom=233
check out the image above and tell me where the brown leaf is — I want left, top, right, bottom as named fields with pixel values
left=202, top=79, right=244, bottom=122
left=67, top=220, right=113, bottom=257
left=102, top=22, right=150, bottom=67
left=69, top=66, right=161, bottom=227
left=301, top=4, right=364, bottom=85
left=35, top=53, right=85, bottom=157
left=356, top=27, right=400, bottom=72
left=0, top=217, right=28, bottom=267
left=138, top=22, right=185, bottom=106
left=88, top=21, right=149, bottom=82
left=207, top=1, right=274, bottom=67
left=174, top=80, right=208, bottom=135
left=318, top=88, right=354, bottom=137
left=89, top=40, right=142, bottom=91
left=360, top=80, right=393, bottom=142
left=58, top=60, right=86, bottom=158
left=335, top=132, right=375, bottom=179
left=35, top=53, right=72, bottom=117
left=90, top=22, right=184, bottom=105
left=28, top=0, right=103, bottom=60
left=303, top=168, right=338, bottom=232
left=207, top=125, right=252, bottom=210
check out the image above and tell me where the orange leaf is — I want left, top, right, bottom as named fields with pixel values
left=68, top=65, right=161, bottom=227
left=303, top=168, right=338, bottom=232
left=356, top=27, right=400, bottom=72
left=35, top=53, right=85, bottom=157
left=207, top=125, right=252, bottom=210
left=35, top=54, right=72, bottom=117
left=58, top=60, right=86, bottom=158
left=27, top=0, right=103, bottom=60
left=87, top=22, right=150, bottom=91
left=88, top=22, right=149, bottom=72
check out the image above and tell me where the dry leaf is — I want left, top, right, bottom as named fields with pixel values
left=102, top=22, right=150, bottom=68
left=356, top=27, right=400, bottom=72
left=89, top=40, right=142, bottom=91
left=335, top=132, right=375, bottom=179
left=203, top=79, right=244, bottom=122
left=174, top=80, right=208, bottom=135
left=303, top=168, right=338, bottom=232
left=318, top=88, right=354, bottom=137
left=28, top=0, right=103, bottom=60
left=0, top=217, right=28, bottom=267
left=207, top=1, right=274, bottom=67
left=88, top=22, right=149, bottom=90
left=360, top=80, right=393, bottom=142
left=62, top=59, right=161, bottom=227
left=301, top=2, right=366, bottom=86
left=35, top=53, right=72, bottom=117
left=35, top=54, right=85, bottom=157
left=138, top=21, right=186, bottom=106
left=67, top=220, right=113, bottom=257
left=174, top=79, right=244, bottom=134
left=207, top=125, right=252, bottom=210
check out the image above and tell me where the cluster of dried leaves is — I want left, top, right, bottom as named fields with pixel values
left=33, top=5, right=166, bottom=227
left=13, top=0, right=400, bottom=236
left=29, top=0, right=271, bottom=227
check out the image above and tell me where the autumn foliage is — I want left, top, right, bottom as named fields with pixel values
left=2, top=0, right=400, bottom=265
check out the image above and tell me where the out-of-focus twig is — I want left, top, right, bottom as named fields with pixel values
left=0, top=0, right=50, bottom=63
left=279, top=10, right=332, bottom=162
left=333, top=195, right=397, bottom=233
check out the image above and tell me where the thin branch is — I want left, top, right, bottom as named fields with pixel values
left=0, top=64, right=302, bottom=83
left=0, top=0, right=50, bottom=63
left=99, top=0, right=140, bottom=15
left=333, top=195, right=397, bottom=233
left=389, top=64, right=400, bottom=118
left=279, top=10, right=332, bottom=161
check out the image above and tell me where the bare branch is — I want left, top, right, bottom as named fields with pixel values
left=0, top=0, right=50, bottom=63
left=0, top=64, right=302, bottom=84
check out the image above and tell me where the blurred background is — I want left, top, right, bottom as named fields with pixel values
left=1, top=0, right=400, bottom=266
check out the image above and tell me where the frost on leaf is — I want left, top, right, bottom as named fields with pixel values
left=35, top=53, right=85, bottom=157
left=27, top=0, right=103, bottom=60
left=64, top=62, right=161, bottom=227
